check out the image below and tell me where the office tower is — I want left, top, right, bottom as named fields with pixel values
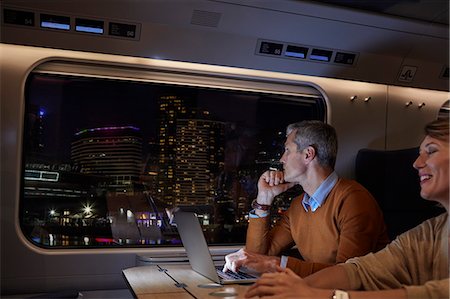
left=157, top=95, right=226, bottom=208
left=157, top=95, right=190, bottom=206
left=174, top=116, right=225, bottom=206
left=24, top=104, right=45, bottom=154
left=71, top=126, right=143, bottom=192
left=141, top=138, right=160, bottom=197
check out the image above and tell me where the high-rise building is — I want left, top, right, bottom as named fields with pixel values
left=157, top=95, right=189, bottom=206
left=156, top=95, right=226, bottom=208
left=141, top=137, right=160, bottom=197
left=24, top=104, right=45, bottom=154
left=175, top=116, right=225, bottom=206
left=71, top=126, right=143, bottom=192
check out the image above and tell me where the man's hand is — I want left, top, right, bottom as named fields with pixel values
left=256, top=170, right=295, bottom=206
left=222, top=248, right=281, bottom=274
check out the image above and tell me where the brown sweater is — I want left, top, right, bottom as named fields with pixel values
left=246, top=178, right=389, bottom=277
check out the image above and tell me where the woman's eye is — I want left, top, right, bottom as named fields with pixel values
left=426, top=148, right=437, bottom=155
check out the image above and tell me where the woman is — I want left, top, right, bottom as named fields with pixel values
left=245, top=118, right=449, bottom=299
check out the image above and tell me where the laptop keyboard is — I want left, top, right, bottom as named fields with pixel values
left=216, top=266, right=257, bottom=280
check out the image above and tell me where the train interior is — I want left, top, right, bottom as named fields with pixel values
left=1, top=0, right=449, bottom=297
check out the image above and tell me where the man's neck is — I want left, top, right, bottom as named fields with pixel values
left=302, top=167, right=333, bottom=196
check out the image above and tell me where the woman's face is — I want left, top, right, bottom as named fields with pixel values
left=413, top=135, right=449, bottom=207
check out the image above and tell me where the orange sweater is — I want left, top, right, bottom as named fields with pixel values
left=246, top=178, right=389, bottom=277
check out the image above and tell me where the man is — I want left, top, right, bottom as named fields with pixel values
left=223, top=120, right=389, bottom=277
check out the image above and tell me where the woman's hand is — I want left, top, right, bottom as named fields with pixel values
left=245, top=268, right=330, bottom=299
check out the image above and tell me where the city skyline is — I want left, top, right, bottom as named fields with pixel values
left=21, top=73, right=321, bottom=246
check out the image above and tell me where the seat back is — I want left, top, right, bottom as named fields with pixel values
left=355, top=148, right=445, bottom=239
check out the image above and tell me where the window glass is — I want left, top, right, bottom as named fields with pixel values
left=21, top=71, right=325, bottom=248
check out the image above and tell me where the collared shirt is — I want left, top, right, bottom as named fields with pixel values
left=302, top=171, right=338, bottom=212
left=249, top=209, right=269, bottom=219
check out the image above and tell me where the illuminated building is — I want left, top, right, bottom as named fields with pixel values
left=157, top=95, right=226, bottom=208
left=22, top=164, right=109, bottom=241
left=24, top=104, right=45, bottom=155
left=141, top=138, right=160, bottom=197
left=71, top=126, right=143, bottom=193
left=175, top=116, right=225, bottom=206
left=157, top=95, right=190, bottom=206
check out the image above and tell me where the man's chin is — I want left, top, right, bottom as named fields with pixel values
left=283, top=175, right=292, bottom=183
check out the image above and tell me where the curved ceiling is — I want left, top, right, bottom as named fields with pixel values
left=311, top=0, right=449, bottom=25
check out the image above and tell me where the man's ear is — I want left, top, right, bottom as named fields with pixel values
left=304, top=146, right=316, bottom=163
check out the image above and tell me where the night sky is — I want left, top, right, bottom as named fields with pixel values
left=26, top=73, right=323, bottom=166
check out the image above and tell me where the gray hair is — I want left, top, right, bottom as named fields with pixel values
left=286, top=120, right=338, bottom=169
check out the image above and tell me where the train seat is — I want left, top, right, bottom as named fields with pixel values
left=355, top=147, right=445, bottom=240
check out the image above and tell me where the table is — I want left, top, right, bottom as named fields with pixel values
left=122, top=264, right=255, bottom=299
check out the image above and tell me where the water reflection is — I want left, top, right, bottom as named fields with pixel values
left=32, top=234, right=182, bottom=247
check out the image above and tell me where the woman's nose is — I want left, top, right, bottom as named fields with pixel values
left=413, top=154, right=424, bottom=170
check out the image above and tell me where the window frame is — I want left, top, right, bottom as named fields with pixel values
left=20, top=59, right=327, bottom=250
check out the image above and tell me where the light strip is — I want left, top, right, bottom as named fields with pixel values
left=41, top=21, right=70, bottom=30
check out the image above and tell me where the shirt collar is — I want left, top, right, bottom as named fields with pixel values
left=302, top=171, right=338, bottom=212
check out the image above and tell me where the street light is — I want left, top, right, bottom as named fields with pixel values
left=82, top=203, right=94, bottom=216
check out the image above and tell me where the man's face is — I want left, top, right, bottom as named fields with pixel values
left=279, top=130, right=306, bottom=183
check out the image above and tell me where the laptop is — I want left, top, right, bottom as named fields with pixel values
left=173, top=211, right=259, bottom=284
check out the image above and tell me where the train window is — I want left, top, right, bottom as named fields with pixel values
left=21, top=62, right=325, bottom=248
